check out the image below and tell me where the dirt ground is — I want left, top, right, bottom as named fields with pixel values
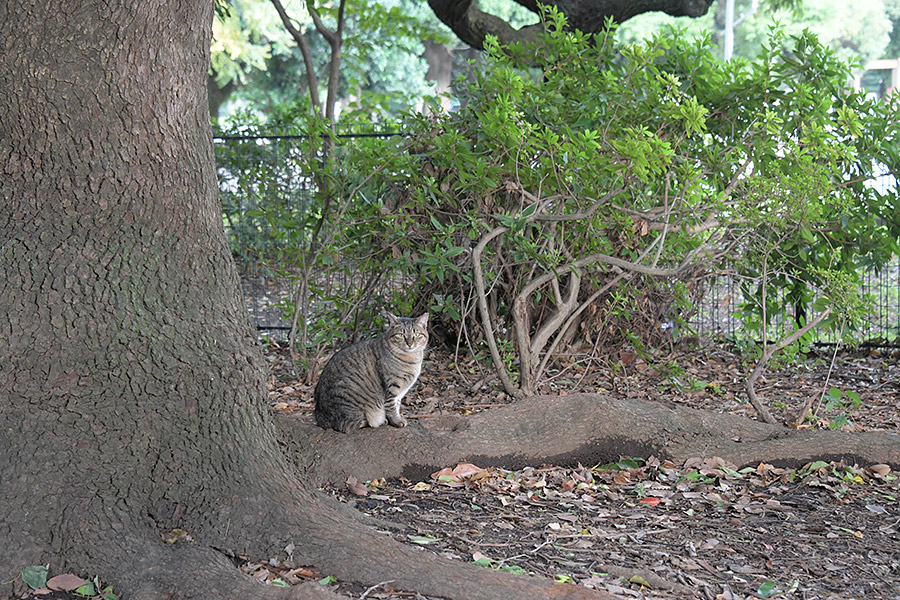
left=256, top=340, right=900, bottom=600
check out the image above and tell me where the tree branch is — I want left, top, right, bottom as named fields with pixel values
left=472, top=225, right=523, bottom=398
left=427, top=0, right=715, bottom=49
left=745, top=308, right=832, bottom=425
left=270, top=0, right=321, bottom=112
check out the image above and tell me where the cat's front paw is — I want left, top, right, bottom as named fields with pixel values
left=388, top=415, right=408, bottom=428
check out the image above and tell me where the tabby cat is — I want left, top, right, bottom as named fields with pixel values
left=313, top=312, right=429, bottom=433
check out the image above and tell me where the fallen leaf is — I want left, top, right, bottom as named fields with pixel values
left=47, top=574, right=87, bottom=592
left=407, top=534, right=438, bottom=544
left=452, top=462, right=484, bottom=479
left=431, top=462, right=484, bottom=482
left=285, top=567, right=317, bottom=579
left=164, top=528, right=193, bottom=544
left=20, top=566, right=48, bottom=590
left=345, top=475, right=368, bottom=496
left=757, top=581, right=781, bottom=597
left=629, top=575, right=651, bottom=588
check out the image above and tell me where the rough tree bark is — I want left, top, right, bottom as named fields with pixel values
left=0, top=2, right=606, bottom=599
left=427, top=0, right=716, bottom=49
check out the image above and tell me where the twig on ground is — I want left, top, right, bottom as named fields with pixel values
left=359, top=580, right=395, bottom=599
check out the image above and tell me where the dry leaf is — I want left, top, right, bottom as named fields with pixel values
left=47, top=574, right=87, bottom=592
left=346, top=475, right=369, bottom=496
left=452, top=462, right=483, bottom=479
left=432, top=462, right=483, bottom=482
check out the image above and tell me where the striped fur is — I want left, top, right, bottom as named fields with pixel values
left=313, top=312, right=428, bottom=433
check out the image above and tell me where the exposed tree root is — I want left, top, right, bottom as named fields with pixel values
left=74, top=537, right=345, bottom=600
left=237, top=484, right=614, bottom=600
left=275, top=393, right=900, bottom=487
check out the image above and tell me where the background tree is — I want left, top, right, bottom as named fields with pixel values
left=213, top=0, right=446, bottom=124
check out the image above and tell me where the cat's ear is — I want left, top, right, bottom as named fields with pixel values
left=415, top=313, right=429, bottom=328
left=384, top=311, right=401, bottom=327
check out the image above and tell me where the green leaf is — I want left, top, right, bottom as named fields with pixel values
left=75, top=583, right=96, bottom=597
left=629, top=575, right=651, bottom=587
left=407, top=534, right=438, bottom=544
left=318, top=575, right=337, bottom=586
left=21, top=565, right=48, bottom=590
left=757, top=581, right=781, bottom=597
left=271, top=578, right=289, bottom=587
left=472, top=557, right=493, bottom=568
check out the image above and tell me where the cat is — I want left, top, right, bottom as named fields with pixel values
left=313, top=312, right=429, bottom=433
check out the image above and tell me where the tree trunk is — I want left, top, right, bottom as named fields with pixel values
left=208, top=74, right=236, bottom=123
left=277, top=393, right=900, bottom=488
left=0, top=2, right=608, bottom=599
left=423, top=39, right=453, bottom=112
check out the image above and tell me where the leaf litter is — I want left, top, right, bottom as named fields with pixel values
left=252, top=341, right=900, bottom=598
left=224, top=454, right=899, bottom=599
left=310, top=458, right=899, bottom=599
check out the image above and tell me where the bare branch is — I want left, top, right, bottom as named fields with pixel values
left=472, top=225, right=523, bottom=398
left=269, top=0, right=321, bottom=111
left=305, top=0, right=337, bottom=44
left=745, top=308, right=833, bottom=425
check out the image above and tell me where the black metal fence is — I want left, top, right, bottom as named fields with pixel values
left=214, top=134, right=900, bottom=347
